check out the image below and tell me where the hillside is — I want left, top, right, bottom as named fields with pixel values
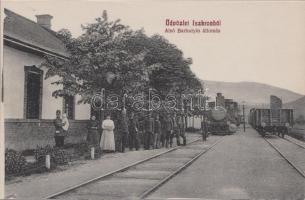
left=284, top=96, right=305, bottom=119
left=202, top=80, right=303, bottom=106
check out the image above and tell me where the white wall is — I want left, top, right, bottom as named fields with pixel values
left=75, top=94, right=90, bottom=120
left=4, top=45, right=91, bottom=120
left=3, top=46, right=40, bottom=118
left=40, top=71, right=63, bottom=119
left=187, top=116, right=202, bottom=129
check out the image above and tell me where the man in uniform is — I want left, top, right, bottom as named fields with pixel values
left=53, top=110, right=64, bottom=147
left=163, top=114, right=173, bottom=148
left=144, top=112, right=154, bottom=150
left=120, top=108, right=129, bottom=152
left=201, top=119, right=208, bottom=141
left=87, top=115, right=100, bottom=146
left=128, top=112, right=139, bottom=150
left=171, top=113, right=181, bottom=147
left=153, top=115, right=162, bottom=149
left=178, top=114, right=187, bottom=146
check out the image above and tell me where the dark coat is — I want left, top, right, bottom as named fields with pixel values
left=53, top=118, right=64, bottom=136
left=154, top=120, right=162, bottom=135
left=145, top=117, right=154, bottom=133
left=129, top=118, right=139, bottom=134
left=87, top=120, right=99, bottom=133
left=163, top=117, right=173, bottom=132
left=172, top=117, right=179, bottom=130
left=120, top=115, right=129, bottom=134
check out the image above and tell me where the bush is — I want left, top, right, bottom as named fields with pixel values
left=74, top=142, right=90, bottom=156
left=5, top=149, right=27, bottom=175
left=34, top=145, right=71, bottom=168
left=295, top=115, right=305, bottom=125
left=74, top=142, right=102, bottom=159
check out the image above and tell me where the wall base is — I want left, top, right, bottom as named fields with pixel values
left=5, top=119, right=90, bottom=151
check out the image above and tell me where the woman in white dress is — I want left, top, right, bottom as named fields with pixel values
left=100, top=115, right=115, bottom=152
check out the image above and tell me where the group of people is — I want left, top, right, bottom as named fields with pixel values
left=88, top=109, right=188, bottom=153
left=87, top=108, right=189, bottom=153
left=53, top=108, right=189, bottom=153
left=142, top=112, right=187, bottom=150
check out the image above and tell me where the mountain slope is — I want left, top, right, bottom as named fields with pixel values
left=202, top=80, right=303, bottom=105
left=284, top=96, right=305, bottom=118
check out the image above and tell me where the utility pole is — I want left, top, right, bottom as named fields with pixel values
left=243, top=103, right=246, bottom=132
left=200, top=89, right=209, bottom=141
left=203, top=96, right=207, bottom=141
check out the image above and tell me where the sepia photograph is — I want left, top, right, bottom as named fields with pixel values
left=0, top=0, right=305, bottom=199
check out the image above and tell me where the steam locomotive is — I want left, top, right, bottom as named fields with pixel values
left=205, top=93, right=241, bottom=135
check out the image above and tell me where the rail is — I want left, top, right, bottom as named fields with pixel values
left=263, top=137, right=305, bottom=179
left=282, top=135, right=305, bottom=149
left=45, top=137, right=224, bottom=199
left=138, top=137, right=224, bottom=199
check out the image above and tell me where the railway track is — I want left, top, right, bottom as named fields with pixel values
left=283, top=135, right=305, bottom=149
left=263, top=136, right=305, bottom=179
left=45, top=136, right=224, bottom=200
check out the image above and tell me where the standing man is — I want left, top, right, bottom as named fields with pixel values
left=128, top=112, right=139, bottom=151
left=201, top=119, right=208, bottom=141
left=159, top=115, right=165, bottom=148
left=53, top=110, right=64, bottom=147
left=163, top=114, right=173, bottom=148
left=171, top=113, right=181, bottom=147
left=178, top=114, right=187, bottom=146
left=87, top=115, right=100, bottom=146
left=144, top=112, right=154, bottom=150
left=154, top=115, right=162, bottom=149
left=120, top=108, right=129, bottom=153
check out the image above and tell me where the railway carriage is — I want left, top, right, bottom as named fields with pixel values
left=249, top=108, right=293, bottom=137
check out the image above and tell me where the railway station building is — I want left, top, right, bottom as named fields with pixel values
left=3, top=9, right=91, bottom=150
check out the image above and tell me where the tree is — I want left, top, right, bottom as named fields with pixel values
left=125, top=32, right=202, bottom=97
left=42, top=11, right=149, bottom=105
left=42, top=11, right=202, bottom=114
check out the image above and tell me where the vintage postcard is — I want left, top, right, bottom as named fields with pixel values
left=0, top=0, right=304, bottom=199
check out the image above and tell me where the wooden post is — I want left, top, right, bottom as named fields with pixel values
left=45, top=155, right=51, bottom=169
left=91, top=147, right=95, bottom=159
left=192, top=115, right=194, bottom=128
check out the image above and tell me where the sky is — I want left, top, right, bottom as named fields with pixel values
left=2, top=0, right=305, bottom=94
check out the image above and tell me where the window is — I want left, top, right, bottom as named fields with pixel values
left=24, top=66, right=43, bottom=119
left=63, top=95, right=75, bottom=120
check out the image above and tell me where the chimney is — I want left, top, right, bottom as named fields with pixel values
left=36, top=14, right=53, bottom=29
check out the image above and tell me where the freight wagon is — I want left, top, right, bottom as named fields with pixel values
left=249, top=108, right=293, bottom=137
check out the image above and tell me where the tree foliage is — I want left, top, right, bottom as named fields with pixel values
left=42, top=11, right=202, bottom=108
left=125, top=32, right=202, bottom=97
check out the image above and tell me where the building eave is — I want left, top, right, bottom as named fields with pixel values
left=4, top=35, right=69, bottom=60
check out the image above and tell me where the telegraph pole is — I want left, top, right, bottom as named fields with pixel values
left=243, top=103, right=245, bottom=132
left=203, top=96, right=207, bottom=141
